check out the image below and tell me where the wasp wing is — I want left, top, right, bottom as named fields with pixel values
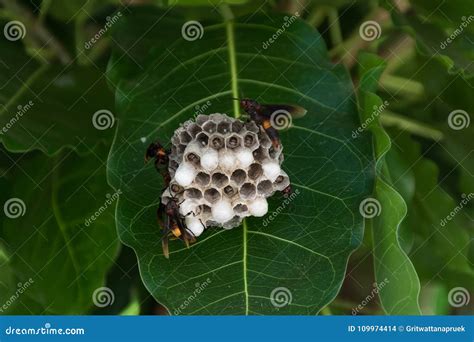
left=261, top=104, right=307, bottom=119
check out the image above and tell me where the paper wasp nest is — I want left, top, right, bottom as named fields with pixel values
left=161, top=113, right=290, bottom=237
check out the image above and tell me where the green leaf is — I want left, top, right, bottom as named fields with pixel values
left=357, top=53, right=421, bottom=314
left=387, top=133, right=474, bottom=290
left=0, top=149, right=119, bottom=314
left=107, top=7, right=374, bottom=314
left=0, top=39, right=115, bottom=155
left=389, top=5, right=474, bottom=78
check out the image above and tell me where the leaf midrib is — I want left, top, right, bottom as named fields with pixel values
left=224, top=14, right=249, bottom=315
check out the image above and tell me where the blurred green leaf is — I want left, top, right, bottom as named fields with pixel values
left=0, top=39, right=115, bottom=155
left=0, top=149, right=119, bottom=314
left=390, top=5, right=474, bottom=78
left=358, top=52, right=421, bottom=314
left=107, top=7, right=374, bottom=314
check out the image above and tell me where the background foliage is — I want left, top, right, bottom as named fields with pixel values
left=0, top=0, right=472, bottom=315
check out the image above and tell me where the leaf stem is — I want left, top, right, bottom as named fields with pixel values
left=306, top=6, right=326, bottom=27
left=220, top=4, right=240, bottom=118
left=0, top=0, right=72, bottom=64
left=381, top=111, right=444, bottom=141
left=379, top=74, right=424, bottom=98
left=327, top=8, right=343, bottom=49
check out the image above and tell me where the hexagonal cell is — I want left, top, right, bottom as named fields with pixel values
left=209, top=113, right=223, bottom=122
left=226, top=133, right=242, bottom=150
left=169, top=182, right=184, bottom=195
left=230, top=169, right=246, bottom=186
left=223, top=185, right=237, bottom=198
left=195, top=172, right=210, bottom=186
left=273, top=173, right=290, bottom=191
left=233, top=203, right=249, bottom=215
left=202, top=121, right=217, bottom=134
left=211, top=172, right=229, bottom=188
left=204, top=188, right=221, bottom=203
left=240, top=182, right=256, bottom=200
left=186, top=122, right=202, bottom=138
left=258, top=132, right=272, bottom=148
left=184, top=187, right=203, bottom=200
left=217, top=120, right=231, bottom=134
left=209, top=134, right=225, bottom=150
left=179, top=131, right=192, bottom=144
left=245, top=121, right=260, bottom=133
left=197, top=204, right=211, bottom=215
left=222, top=215, right=242, bottom=229
left=243, top=131, right=259, bottom=150
left=171, top=134, right=181, bottom=146
left=169, top=160, right=179, bottom=172
left=231, top=121, right=244, bottom=133
left=196, top=114, right=209, bottom=125
left=196, top=132, right=209, bottom=147
left=248, top=163, right=263, bottom=180
left=184, top=152, right=200, bottom=166
left=257, top=180, right=273, bottom=196
left=177, top=144, right=186, bottom=154
left=253, top=146, right=270, bottom=162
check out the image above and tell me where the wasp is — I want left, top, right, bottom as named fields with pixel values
left=236, top=98, right=307, bottom=149
left=145, top=140, right=195, bottom=258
